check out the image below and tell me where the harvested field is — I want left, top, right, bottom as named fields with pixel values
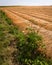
left=0, top=6, right=52, bottom=58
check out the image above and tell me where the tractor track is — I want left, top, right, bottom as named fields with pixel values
left=7, top=9, right=52, bottom=31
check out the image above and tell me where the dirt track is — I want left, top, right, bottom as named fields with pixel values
left=1, top=6, right=52, bottom=57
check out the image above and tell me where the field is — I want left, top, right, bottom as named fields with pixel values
left=0, top=6, right=52, bottom=65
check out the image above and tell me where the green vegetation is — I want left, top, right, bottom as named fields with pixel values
left=0, top=10, right=19, bottom=65
left=13, top=31, right=52, bottom=65
left=0, top=10, right=52, bottom=65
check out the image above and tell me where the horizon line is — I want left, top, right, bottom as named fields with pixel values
left=0, top=5, right=52, bottom=7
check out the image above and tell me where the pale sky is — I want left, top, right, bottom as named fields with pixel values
left=0, top=0, right=52, bottom=6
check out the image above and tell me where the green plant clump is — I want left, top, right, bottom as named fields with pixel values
left=13, top=31, right=51, bottom=65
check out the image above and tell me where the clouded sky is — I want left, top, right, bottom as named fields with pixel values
left=0, top=0, right=52, bottom=6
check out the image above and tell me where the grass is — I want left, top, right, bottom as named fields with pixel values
left=0, top=10, right=19, bottom=65
left=0, top=10, right=52, bottom=65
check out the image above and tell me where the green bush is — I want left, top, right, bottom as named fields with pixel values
left=13, top=31, right=50, bottom=65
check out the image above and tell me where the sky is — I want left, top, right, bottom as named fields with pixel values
left=0, top=0, right=52, bottom=6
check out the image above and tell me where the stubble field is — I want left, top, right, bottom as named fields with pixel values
left=0, top=6, right=52, bottom=65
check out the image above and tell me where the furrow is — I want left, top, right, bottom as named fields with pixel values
left=8, top=9, right=52, bottom=31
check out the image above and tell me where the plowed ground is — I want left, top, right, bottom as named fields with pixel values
left=0, top=6, right=52, bottom=58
